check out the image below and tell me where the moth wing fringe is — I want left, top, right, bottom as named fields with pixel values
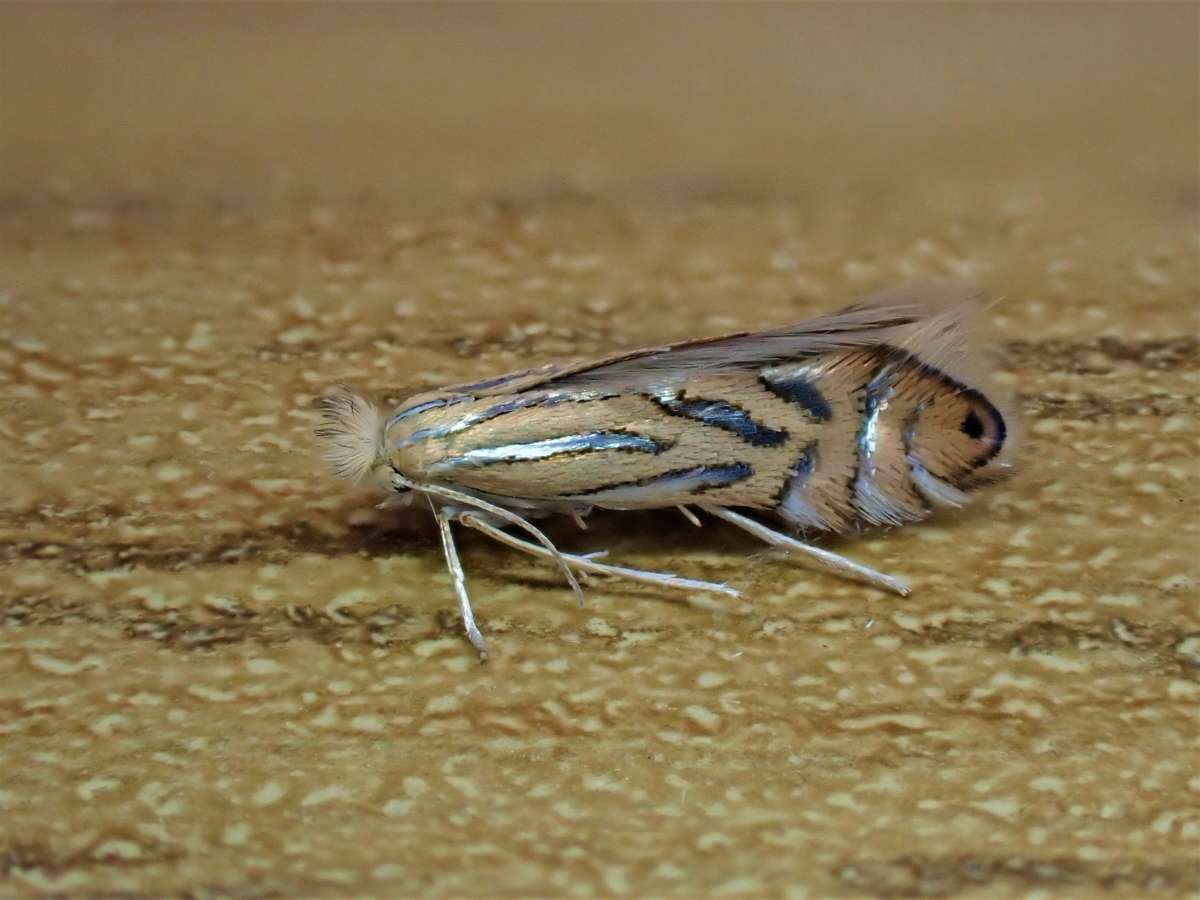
left=877, top=284, right=1023, bottom=474
left=551, top=281, right=991, bottom=390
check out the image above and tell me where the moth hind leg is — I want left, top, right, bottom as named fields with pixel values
left=456, top=512, right=740, bottom=599
left=704, top=506, right=911, bottom=597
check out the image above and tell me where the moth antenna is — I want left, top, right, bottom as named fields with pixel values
left=316, top=386, right=384, bottom=482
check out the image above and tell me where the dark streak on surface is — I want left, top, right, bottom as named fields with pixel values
left=4, top=589, right=1196, bottom=676
left=1021, top=391, right=1198, bottom=420
left=1005, top=336, right=1198, bottom=374
left=835, top=853, right=1200, bottom=897
left=0, top=839, right=183, bottom=876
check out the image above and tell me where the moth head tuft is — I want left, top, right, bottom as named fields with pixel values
left=316, top=386, right=385, bottom=483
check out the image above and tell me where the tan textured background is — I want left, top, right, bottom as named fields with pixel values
left=1, top=5, right=1197, bottom=897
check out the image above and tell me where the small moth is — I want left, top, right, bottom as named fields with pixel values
left=319, top=286, right=1016, bottom=659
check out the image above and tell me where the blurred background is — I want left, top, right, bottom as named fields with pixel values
left=2, top=5, right=1194, bottom=220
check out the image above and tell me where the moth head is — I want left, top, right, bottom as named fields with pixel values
left=905, top=388, right=1012, bottom=502
left=316, top=387, right=391, bottom=486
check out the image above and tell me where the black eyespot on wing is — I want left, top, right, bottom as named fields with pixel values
left=961, top=395, right=1008, bottom=469
left=961, top=409, right=984, bottom=440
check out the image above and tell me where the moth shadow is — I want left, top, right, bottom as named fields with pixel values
left=556, top=508, right=747, bottom=555
left=317, top=498, right=437, bottom=556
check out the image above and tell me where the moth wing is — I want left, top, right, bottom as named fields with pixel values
left=434, top=361, right=578, bottom=398
left=426, top=332, right=749, bottom=399
left=548, top=283, right=989, bottom=392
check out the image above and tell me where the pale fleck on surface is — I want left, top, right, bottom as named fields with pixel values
left=0, top=5, right=1197, bottom=898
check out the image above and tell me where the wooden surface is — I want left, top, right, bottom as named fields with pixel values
left=1, top=5, right=1197, bottom=897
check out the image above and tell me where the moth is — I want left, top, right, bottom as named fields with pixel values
left=318, top=286, right=1016, bottom=659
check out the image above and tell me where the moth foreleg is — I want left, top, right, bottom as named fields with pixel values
left=703, top=506, right=911, bottom=597
left=430, top=501, right=489, bottom=662
left=677, top=505, right=703, bottom=528
left=401, top=476, right=586, bottom=607
left=457, top=512, right=740, bottom=599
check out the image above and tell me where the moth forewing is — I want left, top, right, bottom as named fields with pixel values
left=319, top=286, right=1017, bottom=658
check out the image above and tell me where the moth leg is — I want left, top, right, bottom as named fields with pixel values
left=677, top=505, right=703, bottom=528
left=703, top=506, right=911, bottom=597
left=570, top=509, right=589, bottom=531
left=430, top=501, right=489, bottom=662
left=452, top=509, right=602, bottom=561
left=402, top=476, right=586, bottom=607
left=457, top=512, right=740, bottom=599
left=574, top=550, right=610, bottom=585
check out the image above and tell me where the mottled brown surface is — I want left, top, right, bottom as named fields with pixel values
left=1, top=5, right=1197, bottom=898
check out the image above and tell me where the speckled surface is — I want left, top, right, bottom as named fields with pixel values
left=1, top=6, right=1197, bottom=898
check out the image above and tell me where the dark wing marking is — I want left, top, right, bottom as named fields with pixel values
left=568, top=463, right=754, bottom=504
left=429, top=431, right=666, bottom=471
left=650, top=392, right=789, bottom=447
left=758, top=372, right=833, bottom=422
left=396, top=391, right=614, bottom=448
